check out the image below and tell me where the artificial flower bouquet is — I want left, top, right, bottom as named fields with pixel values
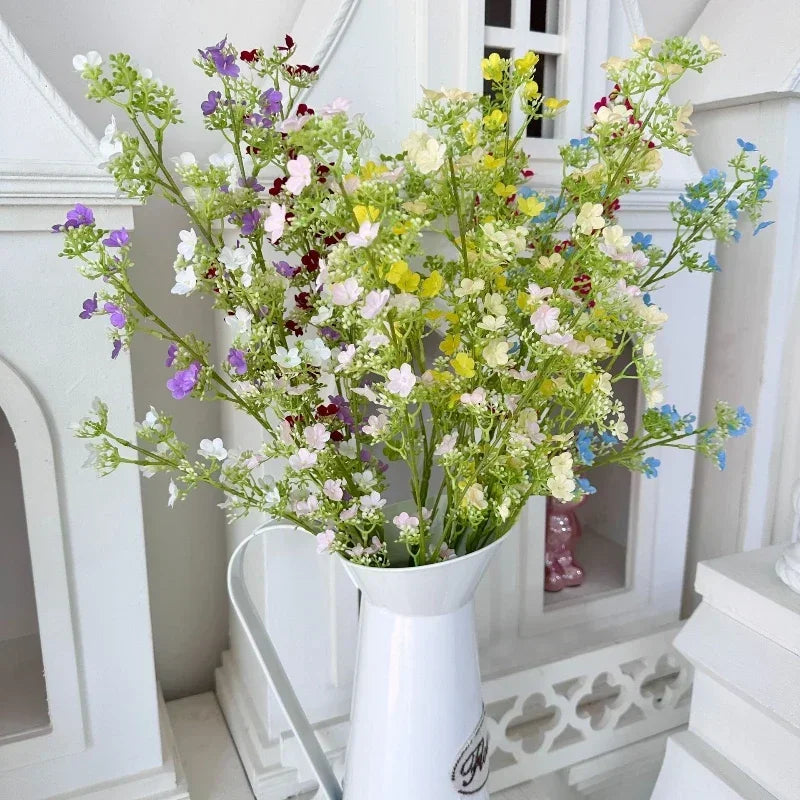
left=62, top=34, right=773, bottom=568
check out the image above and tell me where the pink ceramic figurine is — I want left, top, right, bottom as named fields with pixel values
left=544, top=496, right=585, bottom=592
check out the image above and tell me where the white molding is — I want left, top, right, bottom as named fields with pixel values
left=0, top=357, right=85, bottom=771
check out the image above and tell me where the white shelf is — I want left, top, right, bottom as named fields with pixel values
left=0, top=634, right=49, bottom=742
left=543, top=527, right=627, bottom=609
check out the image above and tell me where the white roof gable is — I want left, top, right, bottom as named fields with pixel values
left=0, top=16, right=122, bottom=205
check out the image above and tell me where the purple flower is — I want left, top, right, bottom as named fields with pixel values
left=260, top=89, right=282, bottom=115
left=377, top=460, right=389, bottom=473
left=244, top=112, right=273, bottom=129
left=319, top=326, right=340, bottom=341
left=79, top=293, right=98, bottom=320
left=165, top=343, right=178, bottom=367
left=111, top=339, right=122, bottom=359
left=273, top=260, right=298, bottom=278
left=55, top=203, right=95, bottom=231
left=102, top=227, right=129, bottom=247
left=359, top=448, right=371, bottom=463
left=167, top=361, right=201, bottom=400
left=199, top=37, right=240, bottom=78
left=103, top=301, right=126, bottom=329
left=238, top=176, right=265, bottom=192
left=227, top=347, right=247, bottom=375
left=201, top=90, right=221, bottom=116
left=329, top=395, right=354, bottom=429
left=239, top=208, right=261, bottom=236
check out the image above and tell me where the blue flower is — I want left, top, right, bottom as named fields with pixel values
left=632, top=232, right=652, bottom=249
left=576, top=428, right=596, bottom=466
left=701, top=168, right=725, bottom=185
left=725, top=199, right=740, bottom=220
left=728, top=406, right=752, bottom=437
left=570, top=137, right=591, bottom=148
left=753, top=220, right=774, bottom=236
left=576, top=477, right=596, bottom=495
left=600, top=431, right=618, bottom=445
left=642, top=292, right=653, bottom=306
left=643, top=457, right=660, bottom=479
left=737, top=138, right=757, bottom=152
left=706, top=253, right=720, bottom=271
left=681, top=195, right=708, bottom=213
left=660, top=404, right=680, bottom=425
left=733, top=230, right=742, bottom=242
left=716, top=450, right=727, bottom=470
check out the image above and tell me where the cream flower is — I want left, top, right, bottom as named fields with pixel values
left=575, top=202, right=605, bottom=234
left=482, top=339, right=510, bottom=368
left=464, top=483, right=488, bottom=510
left=403, top=131, right=446, bottom=174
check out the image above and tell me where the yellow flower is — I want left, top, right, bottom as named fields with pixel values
left=543, top=97, right=569, bottom=113
left=420, top=270, right=444, bottom=298
left=392, top=221, right=412, bottom=235
left=493, top=182, right=516, bottom=198
left=354, top=204, right=381, bottom=225
left=517, top=195, right=545, bottom=217
left=451, top=352, right=476, bottom=378
left=430, top=370, right=451, bottom=384
left=402, top=200, right=428, bottom=215
left=445, top=312, right=459, bottom=325
left=540, top=379, right=556, bottom=397
left=440, top=334, right=461, bottom=356
left=481, top=52, right=505, bottom=82
left=461, top=121, right=478, bottom=147
left=522, top=80, right=540, bottom=100
left=386, top=260, right=420, bottom=292
left=494, top=274, right=508, bottom=291
left=514, top=51, right=539, bottom=74
left=582, top=373, right=598, bottom=394
left=361, top=161, right=387, bottom=180
left=483, top=109, right=508, bottom=130
left=449, top=392, right=461, bottom=407
left=516, top=292, right=531, bottom=312
left=482, top=154, right=505, bottom=169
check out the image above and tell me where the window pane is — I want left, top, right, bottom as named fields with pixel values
left=483, top=46, right=511, bottom=100
left=526, top=54, right=558, bottom=139
left=485, top=0, right=512, bottom=27
left=530, top=0, right=559, bottom=34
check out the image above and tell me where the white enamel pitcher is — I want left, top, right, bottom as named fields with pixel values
left=227, top=521, right=505, bottom=800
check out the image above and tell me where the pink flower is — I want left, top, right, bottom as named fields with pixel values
left=345, top=221, right=379, bottom=249
left=460, top=387, right=487, bottom=406
left=386, top=363, right=416, bottom=398
left=530, top=303, right=560, bottom=334
left=330, top=278, right=363, bottom=306
left=336, top=344, right=356, bottom=369
left=316, top=529, right=336, bottom=554
left=323, top=479, right=344, bottom=501
left=541, top=332, right=574, bottom=347
left=285, top=154, right=312, bottom=195
left=321, top=97, right=351, bottom=117
left=264, top=202, right=286, bottom=242
left=361, top=289, right=390, bottom=319
left=340, top=505, right=358, bottom=521
left=434, top=432, right=458, bottom=456
left=393, top=511, right=419, bottom=529
left=303, top=423, right=330, bottom=450
left=288, top=447, right=317, bottom=470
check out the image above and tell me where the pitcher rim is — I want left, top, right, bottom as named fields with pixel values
left=335, top=529, right=509, bottom=574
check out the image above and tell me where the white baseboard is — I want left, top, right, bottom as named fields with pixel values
left=51, top=688, right=189, bottom=800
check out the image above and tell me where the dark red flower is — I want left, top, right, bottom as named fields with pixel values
left=296, top=103, right=315, bottom=116
left=330, top=430, right=345, bottom=442
left=268, top=177, right=287, bottom=196
left=285, top=320, right=304, bottom=336
left=323, top=232, right=345, bottom=247
left=572, top=273, right=592, bottom=296
left=240, top=49, right=260, bottom=63
left=301, top=250, right=321, bottom=273
left=285, top=414, right=303, bottom=428
left=521, top=168, right=535, bottom=178
left=295, top=291, right=312, bottom=310
left=278, top=35, right=295, bottom=52
left=316, top=403, right=338, bottom=417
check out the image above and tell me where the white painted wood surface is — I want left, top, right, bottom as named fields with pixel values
left=652, top=545, right=800, bottom=799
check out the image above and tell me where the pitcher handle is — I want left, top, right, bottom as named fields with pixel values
left=227, top=523, right=344, bottom=800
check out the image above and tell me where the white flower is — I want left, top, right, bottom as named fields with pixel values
left=527, top=283, right=554, bottom=304
left=330, top=278, right=363, bottom=306
left=138, top=407, right=163, bottom=432
left=323, top=479, right=344, bottom=501
left=359, top=491, right=386, bottom=511
left=175, top=151, right=197, bottom=168
left=393, top=512, right=419, bottom=530
left=198, top=437, right=228, bottom=461
left=454, top=278, right=485, bottom=298
left=209, top=151, right=236, bottom=172
left=345, top=220, right=379, bottom=249
left=336, top=344, right=356, bottom=369
left=531, top=303, right=560, bottom=334
left=310, top=305, right=332, bottom=326
left=461, top=387, right=487, bottom=406
left=303, top=423, right=330, bottom=450
left=547, top=474, right=576, bottom=501
left=171, top=266, right=197, bottom=296
left=219, top=244, right=253, bottom=275
left=464, top=483, right=488, bottom=510
left=389, top=293, right=420, bottom=313
left=361, top=289, right=390, bottom=319
left=403, top=131, right=446, bottom=174
left=386, top=363, right=416, bottom=397
left=353, top=469, right=376, bottom=491
left=98, top=115, right=122, bottom=166
left=72, top=51, right=102, bottom=71
left=575, top=202, right=605, bottom=235
left=362, top=413, right=389, bottom=437
left=177, top=229, right=198, bottom=261
left=699, top=35, right=722, bottom=57
left=482, top=339, right=510, bottom=368
left=225, top=307, right=253, bottom=335
left=285, top=154, right=312, bottom=195
left=434, top=432, right=458, bottom=456
left=321, top=97, right=351, bottom=117
left=364, top=332, right=390, bottom=349
left=496, top=497, right=511, bottom=522
left=613, top=414, right=629, bottom=442
left=288, top=448, right=317, bottom=470
left=272, top=346, right=301, bottom=369
left=264, top=203, right=287, bottom=242
left=316, top=529, right=337, bottom=554
left=351, top=385, right=380, bottom=403
left=168, top=480, right=179, bottom=508
left=303, top=338, right=332, bottom=367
